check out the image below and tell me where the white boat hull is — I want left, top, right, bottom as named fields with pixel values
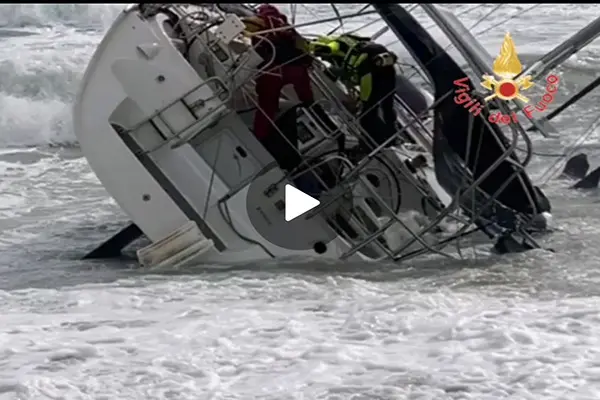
left=73, top=6, right=457, bottom=267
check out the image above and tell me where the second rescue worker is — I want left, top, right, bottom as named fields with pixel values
left=310, top=34, right=398, bottom=150
left=241, top=5, right=314, bottom=142
left=241, top=5, right=331, bottom=196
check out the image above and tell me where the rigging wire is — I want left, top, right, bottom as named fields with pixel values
left=442, top=4, right=588, bottom=160
left=472, top=4, right=540, bottom=36
left=390, top=4, right=552, bottom=160
left=424, top=4, right=488, bottom=31
left=166, top=4, right=556, bottom=260
left=328, top=4, right=372, bottom=35
left=343, top=4, right=420, bottom=37
left=382, top=4, right=492, bottom=48
left=287, top=6, right=577, bottom=183
left=396, top=4, right=540, bottom=83
left=466, top=4, right=504, bottom=34
left=242, top=9, right=379, bottom=38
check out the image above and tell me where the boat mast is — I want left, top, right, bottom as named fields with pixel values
left=419, top=5, right=491, bottom=78
left=519, top=15, right=600, bottom=81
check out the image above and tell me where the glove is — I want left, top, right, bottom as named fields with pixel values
left=309, top=40, right=334, bottom=56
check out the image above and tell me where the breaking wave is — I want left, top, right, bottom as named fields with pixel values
left=0, top=4, right=121, bottom=30
left=0, top=4, right=121, bottom=148
left=0, top=3, right=597, bottom=149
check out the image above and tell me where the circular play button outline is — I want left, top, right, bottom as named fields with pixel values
left=245, top=169, right=338, bottom=252
left=283, top=184, right=321, bottom=221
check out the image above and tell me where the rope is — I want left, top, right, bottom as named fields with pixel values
left=202, top=134, right=223, bottom=220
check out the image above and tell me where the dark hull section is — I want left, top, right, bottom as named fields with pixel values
left=83, top=222, right=143, bottom=259
left=373, top=4, right=548, bottom=218
left=395, top=73, right=429, bottom=117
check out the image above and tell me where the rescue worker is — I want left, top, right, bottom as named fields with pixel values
left=242, top=4, right=336, bottom=197
left=310, top=34, right=398, bottom=150
left=242, top=4, right=314, bottom=142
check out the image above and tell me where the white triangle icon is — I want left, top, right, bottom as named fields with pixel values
left=284, top=184, right=320, bottom=222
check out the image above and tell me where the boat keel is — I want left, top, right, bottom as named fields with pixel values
left=83, top=222, right=144, bottom=259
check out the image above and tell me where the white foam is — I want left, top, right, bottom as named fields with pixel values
left=0, top=4, right=120, bottom=148
left=0, top=94, right=73, bottom=146
left=0, top=279, right=599, bottom=399
left=0, top=4, right=122, bottom=30
left=1, top=4, right=600, bottom=400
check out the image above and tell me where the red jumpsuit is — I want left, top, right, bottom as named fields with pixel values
left=251, top=5, right=314, bottom=140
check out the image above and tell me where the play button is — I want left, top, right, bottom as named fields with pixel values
left=285, top=184, right=320, bottom=222
left=245, top=168, right=338, bottom=251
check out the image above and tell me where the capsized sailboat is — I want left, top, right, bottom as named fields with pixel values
left=74, top=3, right=572, bottom=268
